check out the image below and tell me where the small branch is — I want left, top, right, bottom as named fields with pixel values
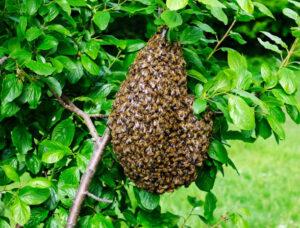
left=280, top=38, right=299, bottom=68
left=180, top=208, right=195, bottom=228
left=50, top=91, right=111, bottom=228
left=89, top=114, right=108, bottom=118
left=207, top=19, right=237, bottom=60
left=86, top=192, right=113, bottom=203
left=211, top=214, right=229, bottom=228
left=0, top=56, right=8, bottom=65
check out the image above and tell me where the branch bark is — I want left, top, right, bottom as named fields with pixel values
left=51, top=92, right=111, bottom=228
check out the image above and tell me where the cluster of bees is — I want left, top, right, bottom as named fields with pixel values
left=108, top=28, right=214, bottom=194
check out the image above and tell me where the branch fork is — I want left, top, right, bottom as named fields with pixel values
left=51, top=92, right=111, bottom=228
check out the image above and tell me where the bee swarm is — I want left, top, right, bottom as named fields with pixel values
left=108, top=28, right=213, bottom=194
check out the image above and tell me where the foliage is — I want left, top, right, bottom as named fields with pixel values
left=0, top=0, right=299, bottom=227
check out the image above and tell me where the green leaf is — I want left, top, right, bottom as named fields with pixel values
left=19, top=186, right=50, bottom=205
left=261, top=63, right=277, bottom=89
left=261, top=31, right=288, bottom=49
left=166, top=0, right=188, bottom=10
left=55, top=56, right=83, bottom=83
left=161, top=10, right=182, bottom=28
left=47, top=24, right=71, bottom=36
left=192, top=21, right=216, bottom=34
left=180, top=26, right=203, bottom=44
left=236, top=0, right=254, bottom=14
left=10, top=49, right=32, bottom=65
left=278, top=68, right=297, bottom=94
left=253, top=2, right=275, bottom=19
left=40, top=140, right=71, bottom=164
left=267, top=115, right=285, bottom=140
left=52, top=118, right=75, bottom=146
left=257, top=118, right=272, bottom=139
left=0, top=102, right=20, bottom=119
left=10, top=197, right=31, bottom=225
left=38, top=35, right=58, bottom=50
left=198, top=0, right=226, bottom=8
left=25, top=60, right=55, bottom=76
left=228, top=49, right=247, bottom=73
left=228, top=95, right=255, bottom=130
left=55, top=0, right=71, bottom=15
left=0, top=219, right=10, bottom=228
left=233, top=89, right=269, bottom=114
left=27, top=177, right=52, bottom=188
left=24, top=0, right=42, bottom=15
left=283, top=8, right=300, bottom=24
left=193, top=98, right=207, bottom=114
left=208, top=141, right=228, bottom=164
left=195, top=84, right=204, bottom=97
left=93, top=11, right=111, bottom=30
left=204, top=192, right=217, bottom=221
left=26, top=155, right=41, bottom=175
left=58, top=167, right=80, bottom=204
left=187, top=69, right=208, bottom=83
left=12, top=125, right=32, bottom=154
left=26, top=26, right=42, bottom=42
left=22, top=82, right=42, bottom=109
left=84, top=40, right=100, bottom=60
left=42, top=77, right=62, bottom=96
left=1, top=74, right=23, bottom=105
left=207, top=69, right=234, bottom=95
left=90, top=214, right=114, bottom=228
left=25, top=208, right=49, bottom=227
left=210, top=7, right=228, bottom=25
left=69, top=0, right=87, bottom=6
left=229, top=32, right=247, bottom=45
left=2, top=165, right=20, bottom=182
left=258, top=38, right=282, bottom=54
left=81, top=54, right=100, bottom=76
left=195, top=167, right=217, bottom=192
left=136, top=189, right=159, bottom=211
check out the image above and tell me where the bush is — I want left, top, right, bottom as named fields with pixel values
left=0, top=0, right=299, bottom=227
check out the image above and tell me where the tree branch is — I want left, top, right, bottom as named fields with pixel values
left=51, top=91, right=111, bottom=228
left=207, top=19, right=237, bottom=60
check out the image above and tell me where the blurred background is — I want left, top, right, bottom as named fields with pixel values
left=160, top=0, right=300, bottom=227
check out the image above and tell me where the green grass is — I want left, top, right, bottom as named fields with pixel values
left=160, top=120, right=300, bottom=227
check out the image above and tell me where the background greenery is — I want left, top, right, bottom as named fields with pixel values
left=0, top=0, right=299, bottom=227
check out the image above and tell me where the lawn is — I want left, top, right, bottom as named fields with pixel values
left=160, top=119, right=300, bottom=227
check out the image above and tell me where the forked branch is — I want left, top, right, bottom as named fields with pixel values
left=51, top=92, right=111, bottom=228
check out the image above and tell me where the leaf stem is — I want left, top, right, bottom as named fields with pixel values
left=207, top=19, right=237, bottom=60
left=280, top=38, right=299, bottom=68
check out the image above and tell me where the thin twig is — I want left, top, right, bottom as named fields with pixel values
left=280, top=38, right=299, bottom=68
left=0, top=56, right=8, bottom=65
left=211, top=214, right=229, bottom=228
left=86, top=192, right=113, bottom=203
left=180, top=208, right=195, bottom=228
left=89, top=114, right=108, bottom=118
left=207, top=20, right=237, bottom=60
left=51, top=91, right=111, bottom=228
